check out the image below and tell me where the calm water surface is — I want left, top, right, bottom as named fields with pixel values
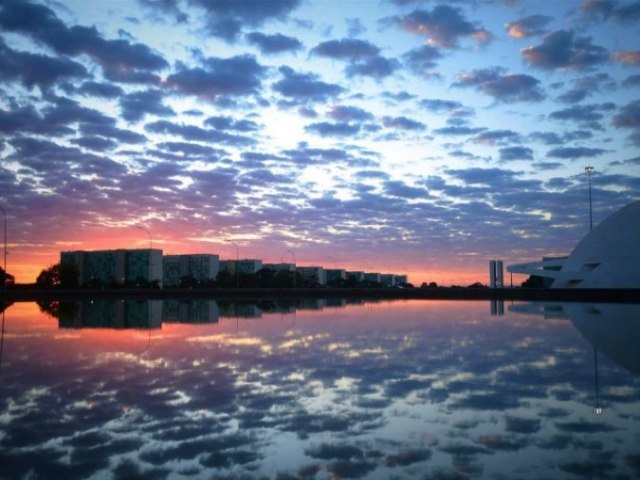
left=0, top=299, right=639, bottom=480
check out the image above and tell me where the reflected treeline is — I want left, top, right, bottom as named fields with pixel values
left=36, top=297, right=374, bottom=329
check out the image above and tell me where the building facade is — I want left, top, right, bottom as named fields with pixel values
left=61, top=249, right=163, bottom=286
left=296, top=266, right=327, bottom=286
left=163, top=254, right=219, bottom=287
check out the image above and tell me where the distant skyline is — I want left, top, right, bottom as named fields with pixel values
left=1, top=0, right=639, bottom=285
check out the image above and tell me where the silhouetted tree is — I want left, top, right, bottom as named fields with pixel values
left=36, top=262, right=79, bottom=288
left=521, top=275, right=546, bottom=288
left=0, top=266, right=14, bottom=286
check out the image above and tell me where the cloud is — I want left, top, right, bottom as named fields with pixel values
left=521, top=30, right=609, bottom=70
left=204, top=116, right=259, bottom=132
left=499, top=146, right=534, bottom=161
left=623, top=74, right=640, bottom=87
left=273, top=66, right=344, bottom=102
left=474, top=129, right=521, bottom=145
left=245, top=32, right=303, bottom=54
left=305, top=122, right=361, bottom=137
left=549, top=102, right=616, bottom=129
left=120, top=89, right=174, bottom=122
left=395, top=5, right=491, bottom=48
left=529, top=130, right=593, bottom=145
left=77, top=81, right=125, bottom=99
left=0, top=0, right=168, bottom=77
left=311, top=39, right=398, bottom=78
left=420, top=99, right=473, bottom=118
left=581, top=0, right=615, bottom=19
left=327, top=106, right=374, bottom=122
left=345, top=55, right=400, bottom=78
left=166, top=55, right=265, bottom=99
left=434, top=126, right=486, bottom=135
left=546, top=146, right=606, bottom=159
left=505, top=415, right=541, bottom=434
left=80, top=123, right=147, bottom=144
left=581, top=0, right=640, bottom=24
left=505, top=15, right=553, bottom=38
left=382, top=116, right=426, bottom=131
left=555, top=73, right=614, bottom=104
left=145, top=120, right=255, bottom=146
left=191, top=0, right=302, bottom=42
left=454, top=67, right=544, bottom=103
left=0, top=40, right=87, bottom=90
left=403, top=45, right=443, bottom=75
left=612, top=100, right=640, bottom=128
left=70, top=136, right=117, bottom=151
left=311, top=38, right=380, bottom=60
left=612, top=50, right=640, bottom=65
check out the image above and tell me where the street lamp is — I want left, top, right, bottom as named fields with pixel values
left=286, top=248, right=296, bottom=288
left=135, top=226, right=153, bottom=286
left=135, top=225, right=152, bottom=250
left=585, top=166, right=594, bottom=232
left=0, top=205, right=7, bottom=283
left=228, top=240, right=239, bottom=288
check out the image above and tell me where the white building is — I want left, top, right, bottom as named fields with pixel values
left=296, top=266, right=326, bottom=286
left=163, top=254, right=219, bottom=287
left=508, top=201, right=640, bottom=288
left=61, top=249, right=163, bottom=287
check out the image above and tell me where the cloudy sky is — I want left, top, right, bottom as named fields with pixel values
left=1, top=0, right=639, bottom=284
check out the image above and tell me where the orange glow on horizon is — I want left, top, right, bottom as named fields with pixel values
left=7, top=228, right=525, bottom=287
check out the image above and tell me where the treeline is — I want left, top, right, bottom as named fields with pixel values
left=32, top=262, right=414, bottom=290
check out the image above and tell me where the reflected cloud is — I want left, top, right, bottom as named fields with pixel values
left=0, top=299, right=639, bottom=479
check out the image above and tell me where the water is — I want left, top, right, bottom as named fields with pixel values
left=0, top=299, right=639, bottom=479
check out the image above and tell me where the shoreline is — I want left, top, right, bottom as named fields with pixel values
left=1, top=287, right=639, bottom=303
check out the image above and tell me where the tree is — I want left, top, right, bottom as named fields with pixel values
left=36, top=262, right=79, bottom=288
left=0, top=266, right=14, bottom=286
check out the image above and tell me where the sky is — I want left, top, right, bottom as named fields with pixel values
left=1, top=0, right=639, bottom=285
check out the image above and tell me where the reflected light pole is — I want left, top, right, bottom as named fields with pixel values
left=593, top=346, right=603, bottom=415
left=585, top=166, right=594, bottom=232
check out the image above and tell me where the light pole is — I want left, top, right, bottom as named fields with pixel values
left=135, top=226, right=153, bottom=286
left=585, top=166, right=594, bottom=232
left=286, top=248, right=296, bottom=288
left=0, top=205, right=6, bottom=284
left=228, top=240, right=239, bottom=288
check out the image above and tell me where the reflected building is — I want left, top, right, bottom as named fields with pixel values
left=162, top=300, right=219, bottom=324
left=219, top=302, right=263, bottom=318
left=58, top=300, right=162, bottom=329
left=508, top=301, right=640, bottom=376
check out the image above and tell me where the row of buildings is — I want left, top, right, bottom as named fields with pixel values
left=60, top=249, right=408, bottom=288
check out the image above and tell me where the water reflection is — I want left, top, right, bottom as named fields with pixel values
left=0, top=299, right=639, bottom=479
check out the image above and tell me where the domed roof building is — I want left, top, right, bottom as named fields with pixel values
left=508, top=201, right=640, bottom=288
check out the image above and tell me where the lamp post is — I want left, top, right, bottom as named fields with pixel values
left=286, top=248, right=296, bottom=288
left=0, top=205, right=6, bottom=284
left=585, top=166, right=594, bottom=232
left=135, top=226, right=153, bottom=286
left=228, top=240, right=239, bottom=288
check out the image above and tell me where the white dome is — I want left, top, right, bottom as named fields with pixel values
left=552, top=201, right=640, bottom=288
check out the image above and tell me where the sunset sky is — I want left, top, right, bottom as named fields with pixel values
left=1, top=0, right=639, bottom=285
